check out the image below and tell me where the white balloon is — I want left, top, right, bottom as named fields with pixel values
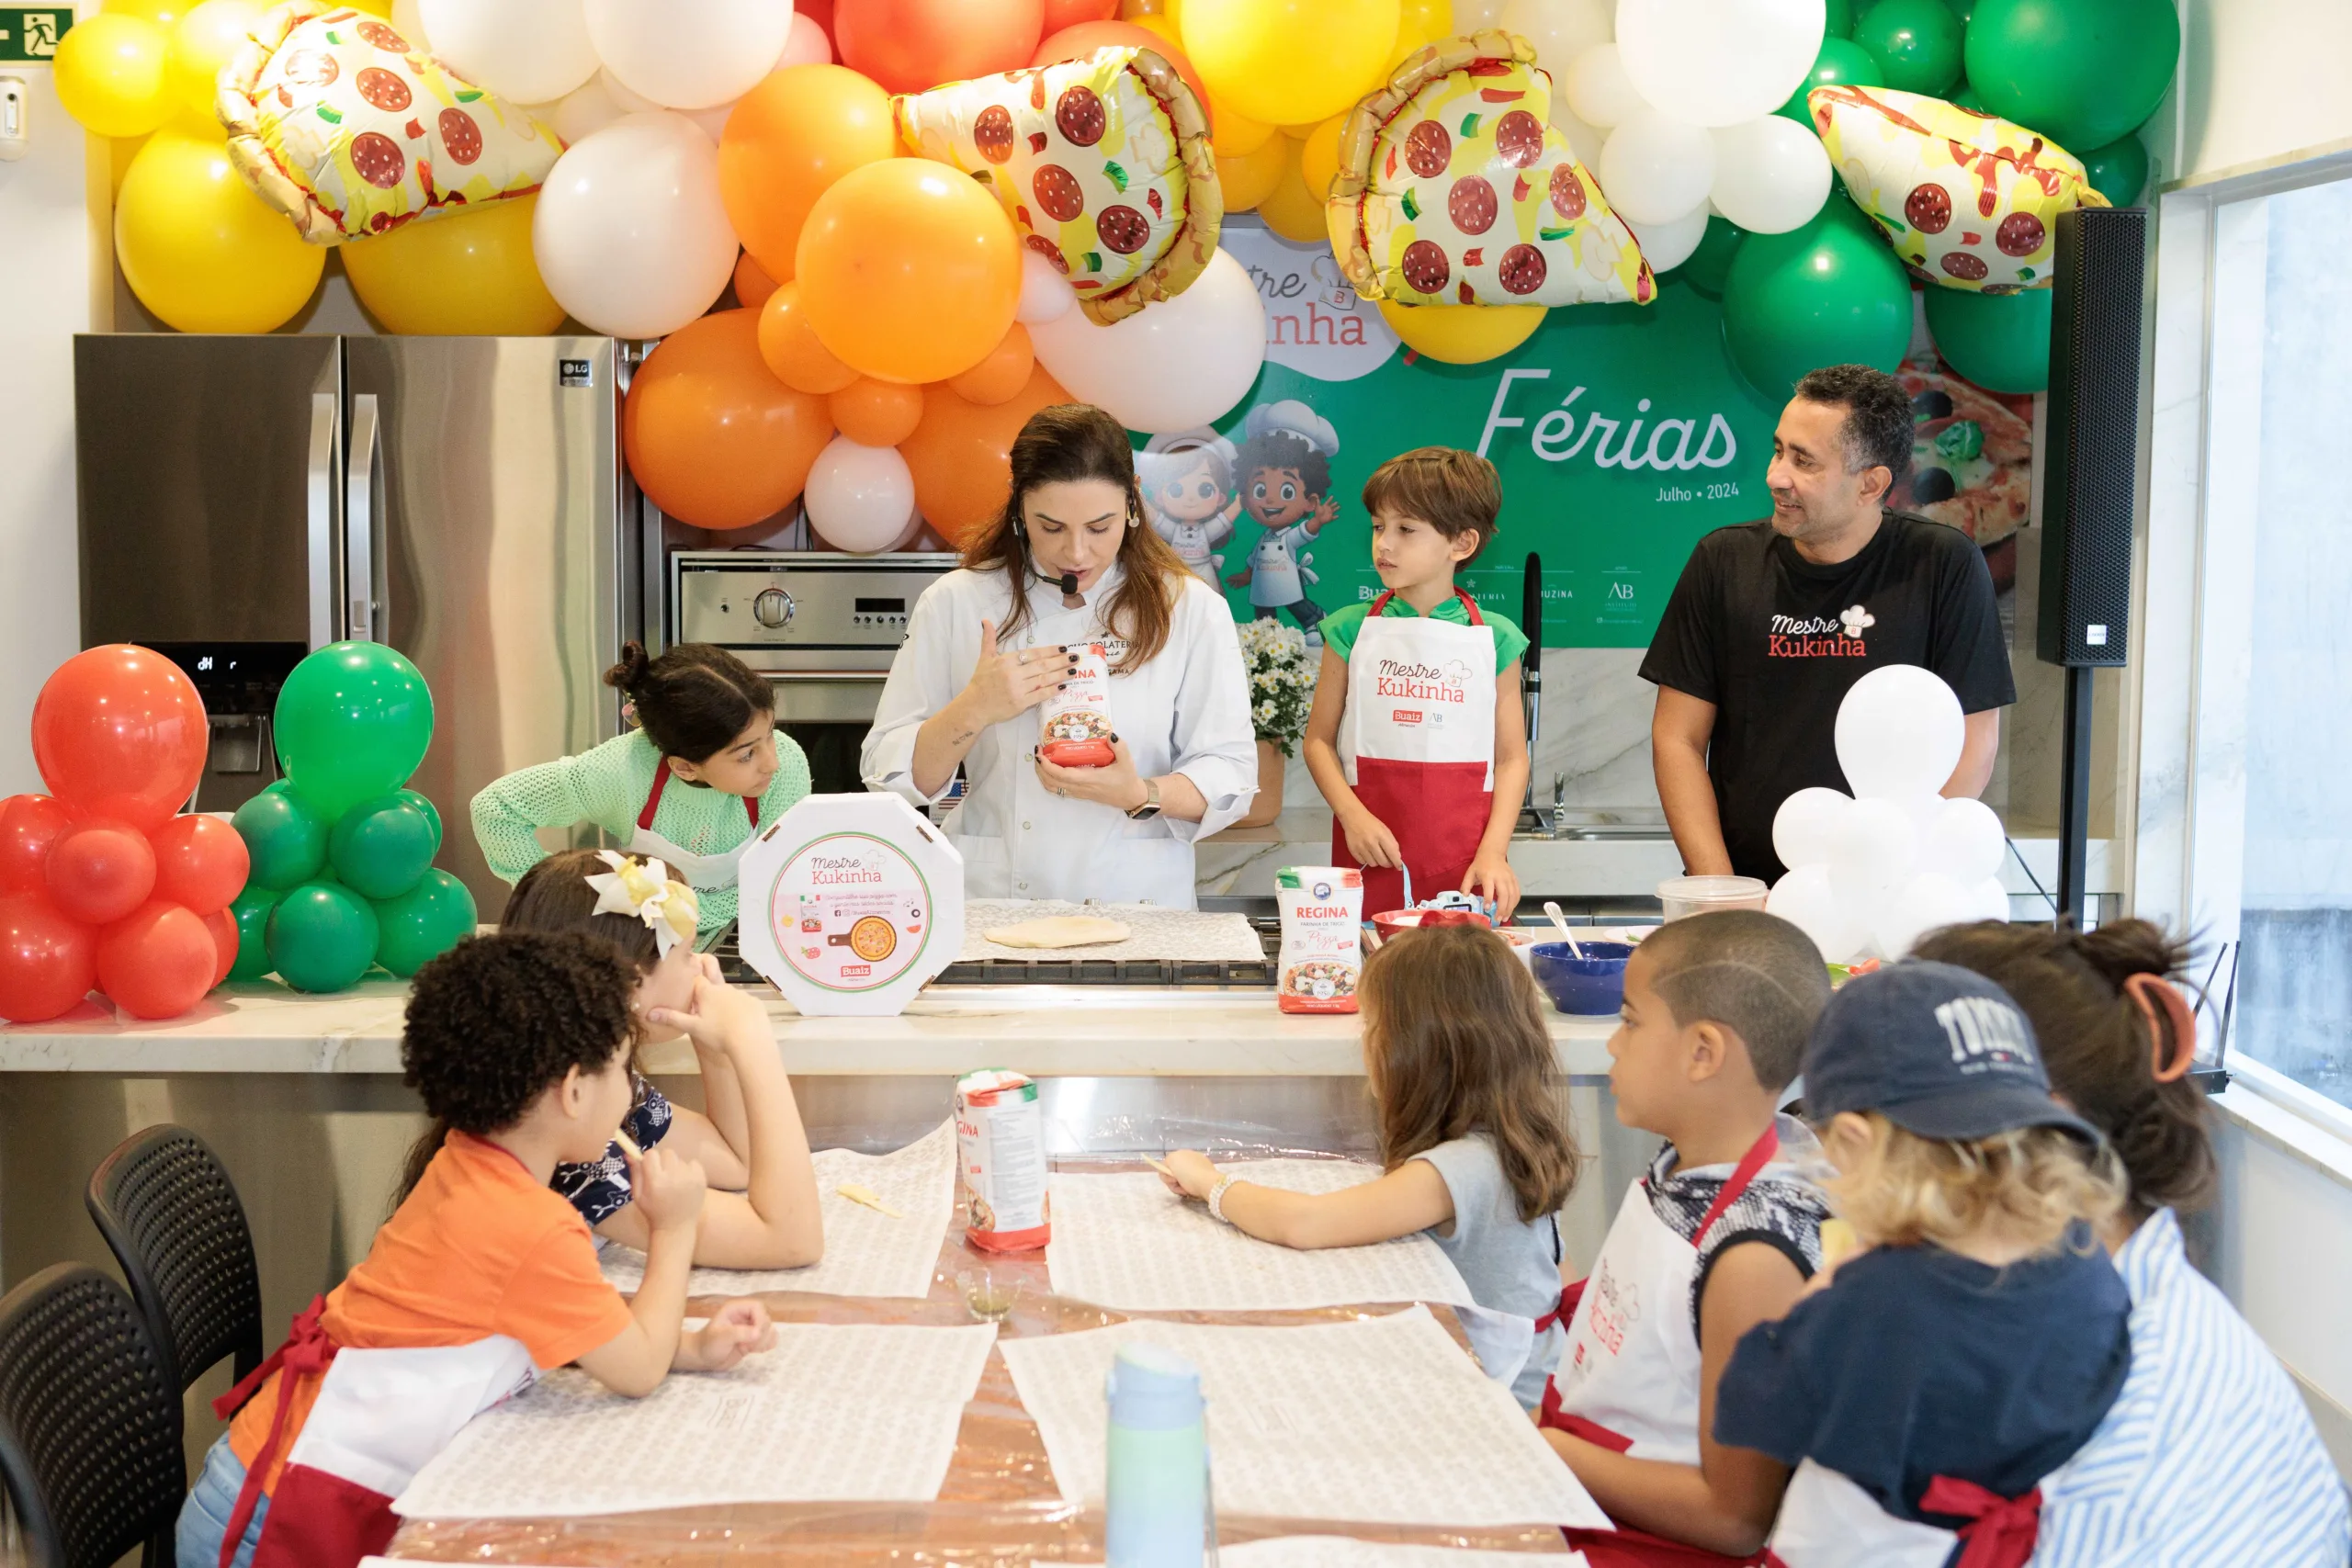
left=1625, top=202, right=1712, bottom=270
left=533, top=113, right=740, bottom=340
left=1548, top=93, right=1609, bottom=167
left=1835, top=665, right=1966, bottom=801
left=1872, top=872, right=1983, bottom=960
left=805, top=438, right=917, bottom=553
left=1015, top=249, right=1077, bottom=324
left=390, top=0, right=429, bottom=51
left=1498, top=0, right=1612, bottom=85
left=544, top=76, right=627, bottom=144
left=1768, top=863, right=1869, bottom=964
left=1455, top=0, right=1510, bottom=25
left=1708, top=115, right=1831, bottom=232
left=1919, top=795, right=2007, bottom=884
left=1598, top=109, right=1716, bottom=226
left=1563, top=44, right=1647, bottom=130
left=1966, top=876, right=2011, bottom=924
left=1772, top=785, right=1853, bottom=872
left=419, top=0, right=600, bottom=105
left=775, top=9, right=831, bottom=66
left=599, top=65, right=661, bottom=115
left=1830, top=795, right=1917, bottom=896
left=587, top=0, right=793, bottom=110
left=1031, top=249, right=1267, bottom=435
left=1618, top=0, right=1823, bottom=129
left=682, top=99, right=737, bottom=143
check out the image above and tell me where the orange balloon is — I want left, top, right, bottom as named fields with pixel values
left=1044, top=0, right=1118, bottom=27
left=797, top=159, right=1023, bottom=385
left=758, top=280, right=861, bottom=395
left=947, top=323, right=1036, bottom=405
left=899, top=366, right=1073, bottom=548
left=734, top=252, right=778, bottom=310
left=830, top=378, right=925, bottom=446
left=1217, top=129, right=1288, bottom=210
left=625, top=310, right=835, bottom=532
left=1034, top=18, right=1210, bottom=124
left=717, top=63, right=898, bottom=285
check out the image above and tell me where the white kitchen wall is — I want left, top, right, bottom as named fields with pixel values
left=2160, top=0, right=2352, bottom=184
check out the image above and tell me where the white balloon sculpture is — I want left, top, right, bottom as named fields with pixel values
left=1030, top=248, right=1267, bottom=435
left=1765, top=666, right=2010, bottom=963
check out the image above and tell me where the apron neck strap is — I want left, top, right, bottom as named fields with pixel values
left=1692, top=1124, right=1781, bottom=1245
left=1364, top=588, right=1484, bottom=623
left=639, top=763, right=759, bottom=832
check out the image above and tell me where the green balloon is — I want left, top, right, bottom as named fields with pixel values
left=1949, top=76, right=1987, bottom=113
left=266, top=883, right=380, bottom=993
left=2079, top=135, right=2150, bottom=208
left=1964, top=0, right=2178, bottom=151
left=232, top=785, right=330, bottom=890
left=1940, top=0, right=1974, bottom=22
left=329, top=795, right=438, bottom=901
left=394, top=788, right=445, bottom=856
left=274, top=642, right=435, bottom=821
left=1825, top=0, right=1853, bottom=36
left=1854, top=0, right=1963, bottom=95
left=373, top=870, right=479, bottom=978
left=227, top=884, right=284, bottom=981
left=1923, top=283, right=2052, bottom=393
left=1680, top=216, right=1748, bottom=298
left=1721, top=203, right=1915, bottom=400
left=1778, top=37, right=1885, bottom=125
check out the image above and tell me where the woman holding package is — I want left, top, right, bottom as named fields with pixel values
left=861, top=403, right=1257, bottom=907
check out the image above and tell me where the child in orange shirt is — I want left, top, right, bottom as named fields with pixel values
left=176, top=931, right=775, bottom=1568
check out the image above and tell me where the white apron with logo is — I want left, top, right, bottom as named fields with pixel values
left=629, top=766, right=759, bottom=891
left=1769, top=1461, right=1959, bottom=1568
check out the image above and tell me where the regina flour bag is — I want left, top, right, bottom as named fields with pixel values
left=1276, top=866, right=1363, bottom=1014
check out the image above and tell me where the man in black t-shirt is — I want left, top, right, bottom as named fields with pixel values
left=1640, top=364, right=2015, bottom=886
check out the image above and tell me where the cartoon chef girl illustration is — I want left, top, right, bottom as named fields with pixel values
left=1138, top=428, right=1241, bottom=590
left=1225, top=400, right=1341, bottom=646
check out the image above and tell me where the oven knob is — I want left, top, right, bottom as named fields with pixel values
left=752, top=588, right=794, bottom=629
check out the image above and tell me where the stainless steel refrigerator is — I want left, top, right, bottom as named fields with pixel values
left=74, top=334, right=638, bottom=916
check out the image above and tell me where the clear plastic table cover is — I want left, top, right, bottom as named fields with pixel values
left=384, top=1154, right=1582, bottom=1566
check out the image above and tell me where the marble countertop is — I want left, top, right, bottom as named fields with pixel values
left=0, top=977, right=1619, bottom=1078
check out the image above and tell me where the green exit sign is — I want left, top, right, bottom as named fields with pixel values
left=0, top=7, right=72, bottom=63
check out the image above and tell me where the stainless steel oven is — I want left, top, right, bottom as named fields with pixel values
left=672, top=551, right=960, bottom=795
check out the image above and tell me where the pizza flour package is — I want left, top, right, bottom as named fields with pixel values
left=1276, top=865, right=1364, bottom=1015
left=1039, top=642, right=1115, bottom=768
left=956, top=1068, right=1050, bottom=1252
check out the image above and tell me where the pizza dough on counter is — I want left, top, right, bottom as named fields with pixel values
left=981, top=916, right=1134, bottom=949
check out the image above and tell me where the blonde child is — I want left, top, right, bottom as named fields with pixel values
left=1160, top=923, right=1577, bottom=1407
left=1713, top=962, right=2133, bottom=1568
left=1538, top=910, right=1835, bottom=1567
left=177, top=931, right=775, bottom=1568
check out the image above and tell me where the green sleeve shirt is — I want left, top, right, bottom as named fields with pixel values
left=1321, top=595, right=1529, bottom=674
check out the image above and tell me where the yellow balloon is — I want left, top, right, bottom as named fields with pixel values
left=1119, top=0, right=1178, bottom=18
left=1299, top=113, right=1345, bottom=199
left=109, top=134, right=149, bottom=196
left=1379, top=299, right=1547, bottom=363
left=1280, top=119, right=1317, bottom=139
left=1182, top=0, right=1399, bottom=126
left=168, top=0, right=260, bottom=120
left=54, top=14, right=174, bottom=139
left=1396, top=0, right=1453, bottom=54
left=343, top=197, right=566, bottom=335
left=1209, top=95, right=1274, bottom=157
left=1216, top=130, right=1290, bottom=211
left=116, top=127, right=325, bottom=333
left=1257, top=139, right=1327, bottom=243
left=103, top=0, right=184, bottom=24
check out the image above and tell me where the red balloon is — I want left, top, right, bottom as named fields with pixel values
left=1043, top=0, right=1119, bottom=28
left=835, top=0, right=1046, bottom=93
left=47, top=823, right=158, bottom=927
left=0, top=893, right=97, bottom=1023
left=30, top=646, right=208, bottom=832
left=202, top=906, right=238, bottom=987
left=0, top=795, right=74, bottom=894
left=96, top=900, right=218, bottom=1020
left=150, top=814, right=250, bottom=917
left=799, top=0, right=835, bottom=39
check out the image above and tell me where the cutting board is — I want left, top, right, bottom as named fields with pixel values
left=960, top=901, right=1264, bottom=964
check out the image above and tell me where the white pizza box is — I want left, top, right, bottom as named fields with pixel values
left=736, top=793, right=966, bottom=1017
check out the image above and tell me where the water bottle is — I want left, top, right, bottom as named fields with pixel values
left=1104, top=1343, right=1209, bottom=1568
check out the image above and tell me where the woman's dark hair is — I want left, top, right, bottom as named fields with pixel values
left=1910, top=919, right=2214, bottom=1215
left=963, top=402, right=1190, bottom=673
left=393, top=929, right=639, bottom=1206
left=603, top=640, right=773, bottom=766
left=503, top=849, right=662, bottom=976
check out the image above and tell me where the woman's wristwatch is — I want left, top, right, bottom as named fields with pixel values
left=1125, top=776, right=1162, bottom=820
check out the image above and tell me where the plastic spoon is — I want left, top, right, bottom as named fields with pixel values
left=1544, top=900, right=1586, bottom=961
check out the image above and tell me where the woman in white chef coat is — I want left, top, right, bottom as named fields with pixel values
left=862, top=403, right=1256, bottom=907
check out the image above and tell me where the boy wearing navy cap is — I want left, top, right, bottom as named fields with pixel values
left=1713, top=962, right=2133, bottom=1568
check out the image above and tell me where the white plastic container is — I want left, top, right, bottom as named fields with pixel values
left=1657, top=874, right=1770, bottom=921
left=736, top=793, right=965, bottom=1016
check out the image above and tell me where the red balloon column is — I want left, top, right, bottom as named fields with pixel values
left=0, top=646, right=250, bottom=1021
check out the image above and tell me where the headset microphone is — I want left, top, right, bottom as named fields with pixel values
left=1013, top=517, right=1080, bottom=597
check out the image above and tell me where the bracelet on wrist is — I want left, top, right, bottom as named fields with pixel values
left=1207, top=1175, right=1238, bottom=1224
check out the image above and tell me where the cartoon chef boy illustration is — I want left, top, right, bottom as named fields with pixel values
left=1225, top=400, right=1340, bottom=645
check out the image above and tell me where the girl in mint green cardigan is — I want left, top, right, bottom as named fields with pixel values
left=470, top=643, right=811, bottom=939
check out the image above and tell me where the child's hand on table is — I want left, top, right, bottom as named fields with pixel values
left=648, top=968, right=772, bottom=1062
left=675, top=1298, right=776, bottom=1372
left=1157, top=1150, right=1224, bottom=1201
left=1339, top=808, right=1404, bottom=871
left=628, top=1142, right=708, bottom=1236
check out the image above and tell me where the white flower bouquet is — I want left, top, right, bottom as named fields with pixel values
left=1236, top=617, right=1317, bottom=758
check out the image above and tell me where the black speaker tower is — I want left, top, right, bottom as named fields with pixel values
left=2036, top=205, right=2148, bottom=927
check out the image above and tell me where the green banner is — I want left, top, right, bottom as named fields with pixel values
left=1145, top=218, right=1783, bottom=649
left=0, top=6, right=70, bottom=62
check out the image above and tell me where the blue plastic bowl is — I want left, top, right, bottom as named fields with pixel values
left=1529, top=941, right=1635, bottom=1015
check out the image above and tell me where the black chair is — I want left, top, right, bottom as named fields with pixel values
left=0, top=1264, right=184, bottom=1568
left=85, top=1125, right=264, bottom=1402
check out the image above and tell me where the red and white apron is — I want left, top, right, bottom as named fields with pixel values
left=1769, top=1461, right=2050, bottom=1568
left=212, top=1301, right=537, bottom=1568
left=1335, top=590, right=1496, bottom=916
left=633, top=766, right=759, bottom=891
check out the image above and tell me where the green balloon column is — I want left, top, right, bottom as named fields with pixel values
left=1921, top=285, right=2053, bottom=393
left=1963, top=0, right=2180, bottom=152
left=230, top=643, right=478, bottom=991
left=1852, top=0, right=1964, bottom=95
left=1778, top=38, right=1884, bottom=126
left=1722, top=203, right=1914, bottom=400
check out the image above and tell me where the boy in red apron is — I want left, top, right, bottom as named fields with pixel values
left=1302, top=447, right=1530, bottom=919
left=175, top=931, right=776, bottom=1568
left=1713, top=963, right=2134, bottom=1568
left=1536, top=911, right=1837, bottom=1567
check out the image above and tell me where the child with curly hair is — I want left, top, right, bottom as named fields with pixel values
left=178, top=931, right=775, bottom=1568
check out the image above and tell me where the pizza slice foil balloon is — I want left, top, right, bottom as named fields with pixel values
left=1809, top=85, right=2109, bottom=293
left=893, top=47, right=1222, bottom=325
left=220, top=1, right=561, bottom=244
left=1329, top=30, right=1653, bottom=310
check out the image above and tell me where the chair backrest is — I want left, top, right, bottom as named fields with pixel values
left=0, top=1264, right=183, bottom=1568
left=85, top=1123, right=264, bottom=1398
